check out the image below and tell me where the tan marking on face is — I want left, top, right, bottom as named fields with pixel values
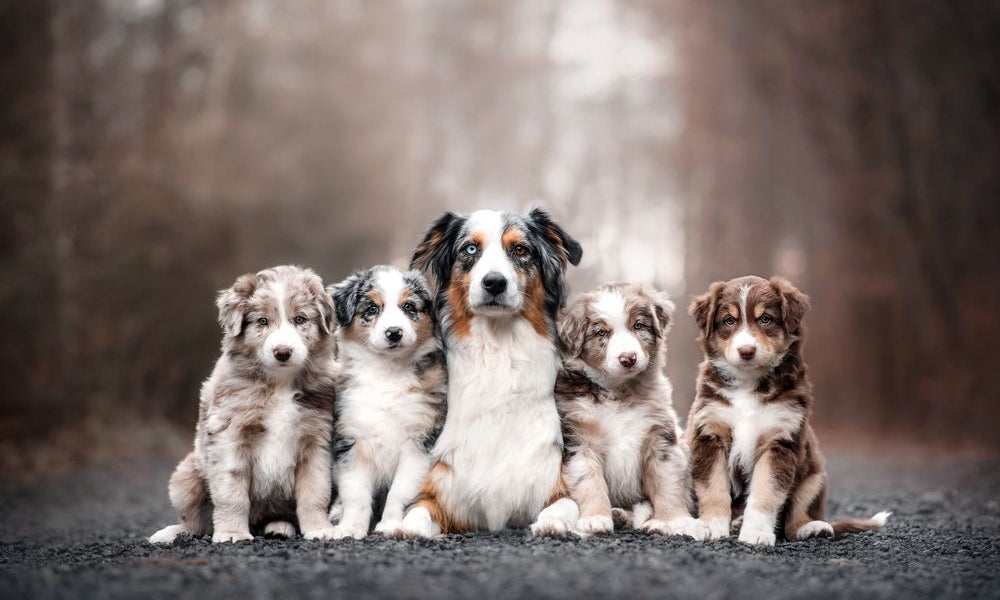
left=522, top=270, right=548, bottom=337
left=501, top=228, right=525, bottom=249
left=447, top=270, right=472, bottom=338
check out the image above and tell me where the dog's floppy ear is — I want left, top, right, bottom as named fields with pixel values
left=529, top=208, right=583, bottom=267
left=651, top=290, right=676, bottom=338
left=217, top=272, right=258, bottom=337
left=328, top=270, right=369, bottom=327
left=556, top=298, right=588, bottom=358
left=770, top=276, right=810, bottom=336
left=410, top=212, right=463, bottom=290
left=689, top=281, right=725, bottom=339
left=304, top=270, right=335, bottom=335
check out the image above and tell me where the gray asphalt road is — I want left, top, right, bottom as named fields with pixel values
left=1, top=451, right=998, bottom=600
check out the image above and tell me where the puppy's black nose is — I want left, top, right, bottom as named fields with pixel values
left=273, top=346, right=292, bottom=362
left=482, top=272, right=508, bottom=296
left=738, top=345, right=757, bottom=361
left=619, top=352, right=637, bottom=369
left=385, top=327, right=403, bottom=343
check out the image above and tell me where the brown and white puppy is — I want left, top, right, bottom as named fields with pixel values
left=326, top=266, right=446, bottom=539
left=400, top=208, right=583, bottom=537
left=149, top=265, right=338, bottom=544
left=555, top=283, right=708, bottom=540
left=686, top=276, right=889, bottom=546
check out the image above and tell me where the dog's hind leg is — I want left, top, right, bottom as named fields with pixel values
left=149, top=452, right=212, bottom=543
left=783, top=471, right=833, bottom=541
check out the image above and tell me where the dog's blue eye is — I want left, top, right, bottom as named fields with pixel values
left=633, top=322, right=645, bottom=330
left=294, top=315, right=306, bottom=325
left=463, top=244, right=478, bottom=256
left=257, top=318, right=268, bottom=326
left=759, top=315, right=772, bottom=324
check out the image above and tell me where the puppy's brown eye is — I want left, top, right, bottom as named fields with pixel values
left=595, top=329, right=609, bottom=338
left=294, top=315, right=306, bottom=325
left=257, top=318, right=268, bottom=326
left=758, top=315, right=772, bottom=325
left=723, top=316, right=736, bottom=327
left=512, top=244, right=529, bottom=257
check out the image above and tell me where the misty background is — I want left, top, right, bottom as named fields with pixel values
left=2, top=0, right=998, bottom=472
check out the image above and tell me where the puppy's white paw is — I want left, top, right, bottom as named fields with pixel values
left=738, top=524, right=777, bottom=546
left=212, top=530, right=253, bottom=544
left=264, top=521, right=296, bottom=539
left=659, top=516, right=711, bottom=541
left=302, top=526, right=338, bottom=541
left=331, top=523, right=368, bottom=540
left=530, top=517, right=571, bottom=538
left=698, top=517, right=732, bottom=541
left=149, top=524, right=186, bottom=544
left=631, top=501, right=653, bottom=529
left=374, top=519, right=405, bottom=538
left=400, top=507, right=440, bottom=539
left=530, top=498, right=579, bottom=538
left=576, top=514, right=614, bottom=535
left=796, top=520, right=834, bottom=541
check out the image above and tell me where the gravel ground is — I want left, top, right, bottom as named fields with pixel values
left=1, top=451, right=998, bottom=600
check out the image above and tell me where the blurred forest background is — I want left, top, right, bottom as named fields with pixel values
left=2, top=0, right=998, bottom=472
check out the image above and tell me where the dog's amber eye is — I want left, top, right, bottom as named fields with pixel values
left=595, top=329, right=609, bottom=338
left=512, top=244, right=529, bottom=257
left=294, top=315, right=306, bottom=325
left=723, top=316, right=736, bottom=327
left=758, top=315, right=772, bottom=325
left=402, top=302, right=416, bottom=313
left=257, top=317, right=268, bottom=326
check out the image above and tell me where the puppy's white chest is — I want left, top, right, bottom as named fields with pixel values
left=592, top=402, right=647, bottom=504
left=713, top=388, right=802, bottom=487
left=252, top=389, right=302, bottom=497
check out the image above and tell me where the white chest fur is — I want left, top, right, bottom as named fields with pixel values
left=436, top=317, right=563, bottom=530
left=585, top=400, right=651, bottom=505
left=706, top=386, right=803, bottom=493
left=251, top=386, right=303, bottom=499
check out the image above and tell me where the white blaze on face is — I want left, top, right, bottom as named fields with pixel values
left=260, top=281, right=308, bottom=370
left=369, top=269, right=418, bottom=351
left=466, top=210, right=523, bottom=313
left=591, top=289, right=648, bottom=379
left=726, top=284, right=758, bottom=367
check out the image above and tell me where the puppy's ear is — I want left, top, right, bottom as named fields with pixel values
left=652, top=291, right=676, bottom=338
left=328, top=270, right=368, bottom=327
left=689, top=281, right=724, bottom=338
left=556, top=298, right=588, bottom=358
left=770, top=276, right=810, bottom=335
left=410, top=212, right=463, bottom=289
left=217, top=273, right=258, bottom=337
left=305, top=271, right=336, bottom=335
left=529, top=208, right=582, bottom=266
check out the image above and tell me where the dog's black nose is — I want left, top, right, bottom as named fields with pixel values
left=738, top=345, right=757, bottom=361
left=619, top=352, right=637, bottom=369
left=385, top=327, right=403, bottom=343
left=273, top=346, right=293, bottom=362
left=482, top=272, right=508, bottom=296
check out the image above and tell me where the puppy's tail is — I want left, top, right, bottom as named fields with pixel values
left=831, top=510, right=892, bottom=538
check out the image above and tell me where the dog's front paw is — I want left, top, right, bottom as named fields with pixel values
left=374, top=519, right=405, bottom=538
left=149, top=524, right=186, bottom=544
left=644, top=517, right=711, bottom=541
left=212, top=530, right=253, bottom=544
left=331, top=523, right=368, bottom=540
left=530, top=517, right=572, bottom=538
left=576, top=514, right=614, bottom=535
left=698, top=517, right=731, bottom=541
left=264, top=521, right=296, bottom=539
left=795, top=520, right=834, bottom=541
left=302, top=526, right=338, bottom=541
left=738, top=523, right=777, bottom=546
left=400, top=507, right=440, bottom=539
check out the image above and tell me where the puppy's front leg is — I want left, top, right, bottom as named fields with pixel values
left=295, top=441, right=336, bottom=540
left=640, top=444, right=710, bottom=541
left=375, top=443, right=430, bottom=537
left=332, top=443, right=375, bottom=540
left=207, top=463, right=253, bottom=543
left=691, top=432, right=732, bottom=540
left=738, top=444, right=795, bottom=547
left=564, top=449, right=613, bottom=535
